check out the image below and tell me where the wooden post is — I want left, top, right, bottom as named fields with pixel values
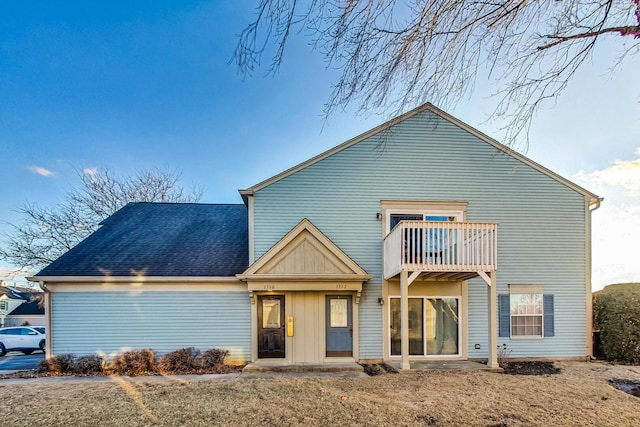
left=487, top=273, right=498, bottom=368
left=400, top=269, right=410, bottom=370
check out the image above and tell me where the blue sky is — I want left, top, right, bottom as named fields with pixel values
left=1, top=1, right=639, bottom=290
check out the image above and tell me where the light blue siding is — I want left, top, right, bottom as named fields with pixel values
left=253, top=110, right=589, bottom=359
left=52, top=292, right=251, bottom=361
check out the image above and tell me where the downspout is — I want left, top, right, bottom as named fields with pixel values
left=40, top=281, right=52, bottom=359
left=585, top=197, right=603, bottom=359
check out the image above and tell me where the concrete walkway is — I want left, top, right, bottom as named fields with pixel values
left=385, top=359, right=503, bottom=373
left=243, top=361, right=364, bottom=374
left=0, top=366, right=367, bottom=386
left=0, top=360, right=501, bottom=385
left=0, top=372, right=245, bottom=386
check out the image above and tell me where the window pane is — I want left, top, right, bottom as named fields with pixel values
left=262, top=299, right=281, bottom=329
left=409, top=299, right=423, bottom=355
left=330, top=299, right=348, bottom=327
left=510, top=294, right=542, bottom=315
left=390, top=298, right=401, bottom=356
left=426, top=298, right=459, bottom=355
left=511, top=314, right=543, bottom=337
left=390, top=298, right=424, bottom=355
left=390, top=214, right=423, bottom=230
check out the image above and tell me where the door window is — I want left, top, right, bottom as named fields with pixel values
left=330, top=299, right=348, bottom=327
left=262, top=299, right=281, bottom=329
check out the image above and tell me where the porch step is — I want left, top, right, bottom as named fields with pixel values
left=242, top=362, right=364, bottom=374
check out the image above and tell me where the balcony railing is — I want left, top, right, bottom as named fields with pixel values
left=383, top=221, right=497, bottom=280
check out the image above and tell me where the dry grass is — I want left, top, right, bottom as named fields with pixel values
left=0, top=361, right=638, bottom=426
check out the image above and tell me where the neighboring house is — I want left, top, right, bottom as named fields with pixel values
left=0, top=287, right=45, bottom=327
left=30, top=103, right=600, bottom=369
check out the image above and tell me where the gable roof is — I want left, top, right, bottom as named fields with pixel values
left=34, top=203, right=248, bottom=278
left=0, top=287, right=35, bottom=300
left=238, top=218, right=371, bottom=282
left=8, top=298, right=44, bottom=316
left=239, top=103, right=599, bottom=201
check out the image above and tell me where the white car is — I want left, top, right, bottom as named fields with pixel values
left=0, top=326, right=46, bottom=356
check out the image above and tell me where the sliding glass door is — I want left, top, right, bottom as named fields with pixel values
left=390, top=297, right=459, bottom=356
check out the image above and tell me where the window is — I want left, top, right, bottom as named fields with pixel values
left=387, top=211, right=462, bottom=234
left=510, top=293, right=543, bottom=337
left=499, top=286, right=554, bottom=338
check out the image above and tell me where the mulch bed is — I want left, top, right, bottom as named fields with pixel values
left=0, top=364, right=244, bottom=380
left=609, top=379, right=640, bottom=397
left=502, top=361, right=561, bottom=376
left=359, top=363, right=399, bottom=376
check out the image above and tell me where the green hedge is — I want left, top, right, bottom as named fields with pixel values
left=593, top=283, right=640, bottom=364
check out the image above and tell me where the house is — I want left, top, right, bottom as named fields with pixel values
left=0, top=287, right=45, bottom=327
left=30, top=103, right=600, bottom=369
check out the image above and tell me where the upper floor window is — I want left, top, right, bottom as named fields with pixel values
left=384, top=207, right=465, bottom=235
left=389, top=214, right=457, bottom=231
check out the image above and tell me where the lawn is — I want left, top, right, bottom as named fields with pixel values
left=0, top=361, right=638, bottom=426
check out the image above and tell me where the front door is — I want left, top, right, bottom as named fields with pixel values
left=258, top=295, right=285, bottom=358
left=326, top=295, right=353, bottom=357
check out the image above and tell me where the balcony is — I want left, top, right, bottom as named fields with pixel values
left=383, top=221, right=498, bottom=281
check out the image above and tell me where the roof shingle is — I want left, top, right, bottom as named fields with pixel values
left=35, top=203, right=248, bottom=277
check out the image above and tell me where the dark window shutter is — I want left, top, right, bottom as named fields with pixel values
left=543, top=294, right=554, bottom=337
left=499, top=294, right=510, bottom=337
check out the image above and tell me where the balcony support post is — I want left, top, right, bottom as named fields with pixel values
left=486, top=272, right=499, bottom=368
left=400, top=268, right=410, bottom=370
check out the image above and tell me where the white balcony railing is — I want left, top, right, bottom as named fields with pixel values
left=383, top=221, right=497, bottom=279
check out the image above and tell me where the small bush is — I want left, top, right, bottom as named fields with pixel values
left=200, top=348, right=229, bottom=368
left=158, top=348, right=230, bottom=374
left=593, top=283, right=640, bottom=364
left=158, top=347, right=200, bottom=374
left=38, top=354, right=74, bottom=374
left=105, top=349, right=157, bottom=376
left=69, top=355, right=104, bottom=375
left=33, top=347, right=233, bottom=377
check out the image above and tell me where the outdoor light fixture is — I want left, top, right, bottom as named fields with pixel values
left=376, top=212, right=382, bottom=220
left=378, top=297, right=384, bottom=305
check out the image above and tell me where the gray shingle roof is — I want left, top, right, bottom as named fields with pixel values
left=35, top=203, right=248, bottom=277
left=9, top=298, right=44, bottom=316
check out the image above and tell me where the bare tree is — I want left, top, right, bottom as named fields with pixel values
left=0, top=167, right=204, bottom=271
left=236, top=0, right=640, bottom=145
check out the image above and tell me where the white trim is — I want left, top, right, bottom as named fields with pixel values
left=44, top=282, right=248, bottom=293
left=509, top=284, right=544, bottom=294
left=247, top=194, right=255, bottom=264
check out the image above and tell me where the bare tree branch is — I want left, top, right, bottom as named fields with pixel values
left=236, top=0, right=640, bottom=146
left=0, top=167, right=204, bottom=271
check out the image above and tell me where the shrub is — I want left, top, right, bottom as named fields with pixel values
left=70, top=355, right=104, bottom=375
left=105, top=349, right=157, bottom=376
left=158, top=347, right=200, bottom=374
left=593, top=283, right=640, bottom=364
left=38, top=354, right=74, bottom=374
left=200, top=348, right=229, bottom=368
left=157, top=348, right=230, bottom=374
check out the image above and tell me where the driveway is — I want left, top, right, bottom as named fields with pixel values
left=0, top=352, right=44, bottom=371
